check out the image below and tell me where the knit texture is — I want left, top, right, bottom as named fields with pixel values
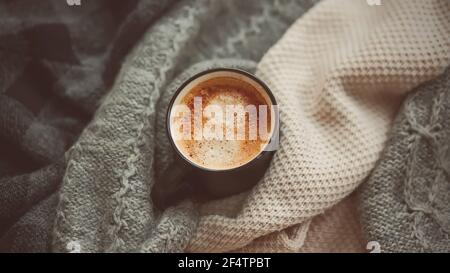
left=52, top=0, right=318, bottom=253
left=358, top=67, right=450, bottom=253
left=300, top=193, right=365, bottom=253
left=0, top=0, right=174, bottom=252
left=188, top=0, right=450, bottom=252
left=0, top=194, right=59, bottom=252
left=52, top=0, right=450, bottom=252
left=233, top=193, right=366, bottom=253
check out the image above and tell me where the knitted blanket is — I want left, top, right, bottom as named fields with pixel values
left=0, top=0, right=176, bottom=252
left=15, top=0, right=315, bottom=253
left=189, top=0, right=450, bottom=252
left=300, top=193, right=365, bottom=253
left=2, top=0, right=449, bottom=253
left=359, top=67, right=450, bottom=253
left=53, top=0, right=450, bottom=253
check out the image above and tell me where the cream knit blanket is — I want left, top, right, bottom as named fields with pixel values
left=188, top=0, right=450, bottom=252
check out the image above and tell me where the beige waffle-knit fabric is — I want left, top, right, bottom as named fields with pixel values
left=299, top=193, right=365, bottom=253
left=187, top=0, right=450, bottom=252
left=232, top=193, right=366, bottom=253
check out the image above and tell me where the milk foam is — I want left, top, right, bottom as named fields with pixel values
left=170, top=75, right=272, bottom=170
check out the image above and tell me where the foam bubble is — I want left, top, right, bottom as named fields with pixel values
left=171, top=76, right=271, bottom=170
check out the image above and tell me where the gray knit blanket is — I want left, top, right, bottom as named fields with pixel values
left=0, top=0, right=177, bottom=252
left=358, top=67, right=450, bottom=253
left=0, top=0, right=317, bottom=252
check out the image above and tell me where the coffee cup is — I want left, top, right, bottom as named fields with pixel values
left=152, top=68, right=278, bottom=209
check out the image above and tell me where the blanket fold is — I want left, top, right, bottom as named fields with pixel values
left=358, top=67, right=450, bottom=253
left=187, top=0, right=450, bottom=252
left=1, top=0, right=449, bottom=253
left=50, top=0, right=318, bottom=253
left=0, top=0, right=179, bottom=252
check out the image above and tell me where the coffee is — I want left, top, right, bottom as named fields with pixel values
left=169, top=71, right=273, bottom=170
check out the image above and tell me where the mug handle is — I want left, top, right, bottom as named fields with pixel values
left=151, top=162, right=194, bottom=210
